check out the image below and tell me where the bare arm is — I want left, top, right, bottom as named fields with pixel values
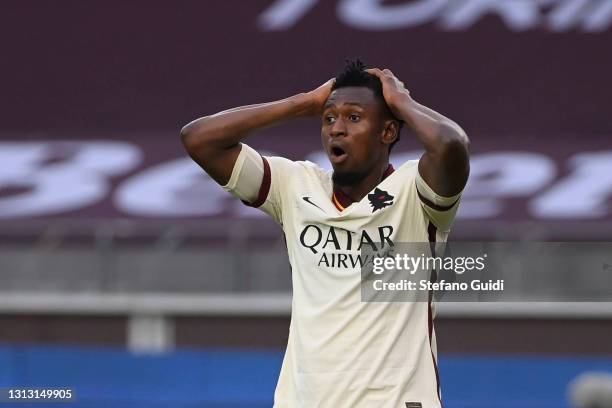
left=180, top=80, right=333, bottom=185
left=366, top=68, right=469, bottom=197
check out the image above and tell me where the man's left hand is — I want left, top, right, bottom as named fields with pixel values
left=365, top=68, right=411, bottom=116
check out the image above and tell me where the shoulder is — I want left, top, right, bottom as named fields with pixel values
left=266, top=157, right=329, bottom=179
left=298, top=160, right=333, bottom=187
left=263, top=157, right=331, bottom=196
left=383, top=159, right=420, bottom=190
left=297, top=159, right=329, bottom=176
left=394, top=159, right=419, bottom=176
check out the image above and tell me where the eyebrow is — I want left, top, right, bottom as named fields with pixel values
left=323, top=101, right=365, bottom=109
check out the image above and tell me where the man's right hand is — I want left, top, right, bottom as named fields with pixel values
left=304, top=79, right=334, bottom=116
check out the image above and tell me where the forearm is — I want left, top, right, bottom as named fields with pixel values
left=394, top=95, right=468, bottom=154
left=181, top=93, right=314, bottom=151
left=364, top=67, right=469, bottom=195
left=395, top=95, right=469, bottom=196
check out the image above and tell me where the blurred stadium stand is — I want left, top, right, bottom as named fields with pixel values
left=1, top=0, right=612, bottom=407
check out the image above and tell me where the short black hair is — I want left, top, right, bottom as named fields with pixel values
left=332, top=59, right=403, bottom=150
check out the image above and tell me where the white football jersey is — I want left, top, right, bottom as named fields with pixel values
left=224, top=144, right=462, bottom=408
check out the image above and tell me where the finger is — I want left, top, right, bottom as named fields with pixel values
left=364, top=68, right=378, bottom=76
left=367, top=68, right=396, bottom=84
left=385, top=69, right=402, bottom=83
left=365, top=68, right=383, bottom=77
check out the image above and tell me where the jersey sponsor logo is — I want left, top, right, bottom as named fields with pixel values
left=299, top=224, right=394, bottom=268
left=405, top=403, right=422, bottom=408
left=302, top=196, right=324, bottom=211
left=368, top=188, right=394, bottom=212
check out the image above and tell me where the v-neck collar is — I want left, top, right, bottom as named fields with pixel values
left=332, top=164, right=395, bottom=211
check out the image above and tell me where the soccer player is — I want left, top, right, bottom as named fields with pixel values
left=181, top=61, right=469, bottom=408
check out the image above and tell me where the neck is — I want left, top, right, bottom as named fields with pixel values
left=334, top=161, right=391, bottom=203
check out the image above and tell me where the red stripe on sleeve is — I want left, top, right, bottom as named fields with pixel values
left=427, top=221, right=443, bottom=405
left=417, top=187, right=459, bottom=212
left=242, top=156, right=271, bottom=208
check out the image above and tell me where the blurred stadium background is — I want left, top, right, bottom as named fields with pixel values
left=1, top=1, right=612, bottom=407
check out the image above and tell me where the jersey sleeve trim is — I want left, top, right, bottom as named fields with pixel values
left=415, top=170, right=461, bottom=212
left=242, top=156, right=271, bottom=208
left=416, top=187, right=459, bottom=212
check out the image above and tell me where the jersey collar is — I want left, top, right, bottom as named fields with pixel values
left=332, top=164, right=395, bottom=211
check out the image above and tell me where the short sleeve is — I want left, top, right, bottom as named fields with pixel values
left=222, top=143, right=295, bottom=225
left=415, top=170, right=462, bottom=232
left=222, top=143, right=264, bottom=204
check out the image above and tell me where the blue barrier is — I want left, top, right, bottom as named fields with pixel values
left=0, top=344, right=611, bottom=408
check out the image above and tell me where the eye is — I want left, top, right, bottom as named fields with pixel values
left=324, top=115, right=336, bottom=124
left=348, top=114, right=361, bottom=122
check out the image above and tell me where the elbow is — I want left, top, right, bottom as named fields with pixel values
left=180, top=123, right=192, bottom=143
left=180, top=119, right=208, bottom=154
left=439, top=122, right=469, bottom=155
left=180, top=121, right=196, bottom=149
left=430, top=123, right=470, bottom=174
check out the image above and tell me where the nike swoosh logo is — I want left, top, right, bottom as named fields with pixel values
left=302, top=196, right=325, bottom=211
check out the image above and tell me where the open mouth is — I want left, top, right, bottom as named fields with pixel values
left=330, top=146, right=348, bottom=163
left=331, top=146, right=346, bottom=157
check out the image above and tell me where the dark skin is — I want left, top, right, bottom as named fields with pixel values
left=180, top=79, right=334, bottom=186
left=181, top=69, right=469, bottom=204
left=322, top=86, right=399, bottom=201
left=365, top=68, right=469, bottom=197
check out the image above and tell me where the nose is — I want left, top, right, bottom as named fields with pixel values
left=329, top=117, right=347, bottom=138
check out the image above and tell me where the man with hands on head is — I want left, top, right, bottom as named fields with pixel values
left=181, top=60, right=469, bottom=408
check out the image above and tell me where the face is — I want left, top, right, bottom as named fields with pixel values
left=321, top=86, right=396, bottom=186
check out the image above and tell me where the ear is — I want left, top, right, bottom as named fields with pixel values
left=381, top=120, right=398, bottom=146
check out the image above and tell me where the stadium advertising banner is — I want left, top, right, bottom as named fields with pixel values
left=1, top=0, right=611, bottom=234
left=0, top=136, right=610, bottom=225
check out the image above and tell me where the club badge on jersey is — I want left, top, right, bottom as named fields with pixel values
left=368, top=188, right=394, bottom=212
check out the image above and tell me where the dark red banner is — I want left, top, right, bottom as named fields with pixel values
left=1, top=1, right=611, bottom=236
left=0, top=133, right=610, bottom=225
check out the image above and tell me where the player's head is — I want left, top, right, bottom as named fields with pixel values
left=321, top=60, right=403, bottom=186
